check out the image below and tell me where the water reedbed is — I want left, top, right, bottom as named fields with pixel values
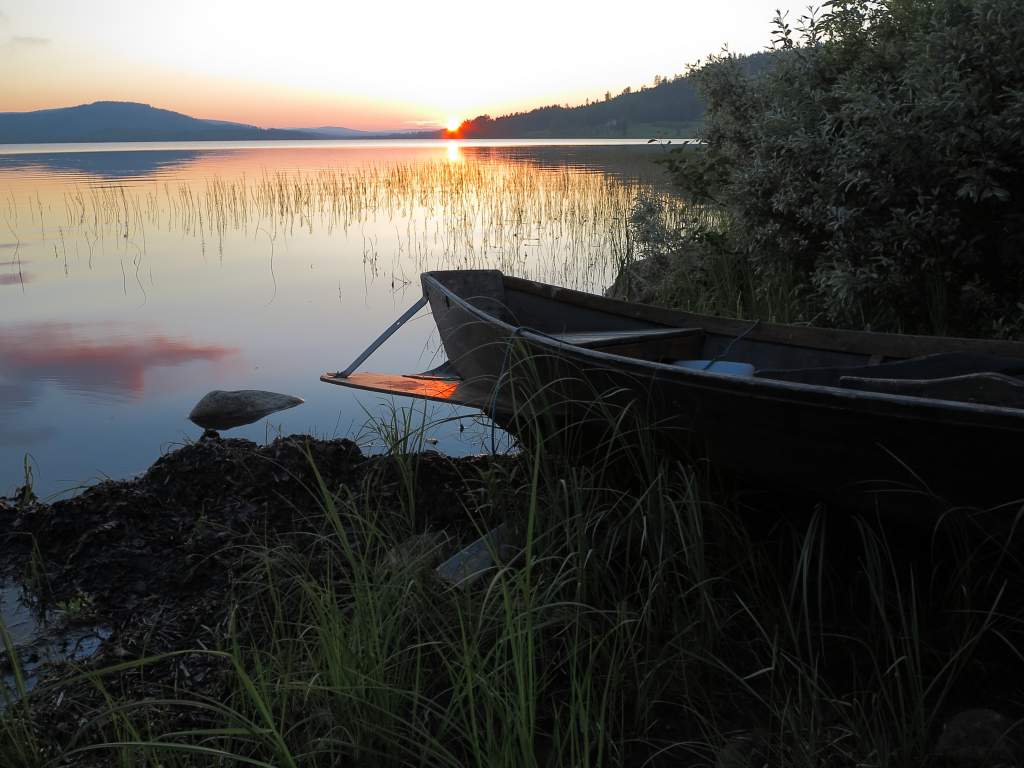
left=0, top=140, right=684, bottom=499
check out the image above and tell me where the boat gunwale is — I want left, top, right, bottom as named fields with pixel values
left=422, top=271, right=1024, bottom=428
left=501, top=273, right=1024, bottom=359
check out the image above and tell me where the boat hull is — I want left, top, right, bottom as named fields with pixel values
left=422, top=271, right=1024, bottom=503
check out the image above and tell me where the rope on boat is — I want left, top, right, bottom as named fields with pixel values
left=702, top=320, right=761, bottom=370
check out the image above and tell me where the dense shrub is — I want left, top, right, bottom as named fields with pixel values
left=621, top=195, right=803, bottom=322
left=662, top=0, right=1024, bottom=337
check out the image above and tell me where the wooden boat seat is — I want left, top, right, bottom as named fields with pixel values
left=554, top=327, right=699, bottom=346
left=755, top=351, right=1024, bottom=387
left=553, top=326, right=705, bottom=363
left=840, top=372, right=1024, bottom=408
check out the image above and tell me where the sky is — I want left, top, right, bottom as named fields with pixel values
left=1, top=1, right=788, bottom=130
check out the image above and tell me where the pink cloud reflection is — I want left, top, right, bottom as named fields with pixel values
left=0, top=322, right=238, bottom=404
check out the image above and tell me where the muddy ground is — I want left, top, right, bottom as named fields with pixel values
left=2, top=433, right=1023, bottom=766
left=0, top=433, right=516, bottom=756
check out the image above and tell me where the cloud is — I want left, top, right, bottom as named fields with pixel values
left=10, top=35, right=50, bottom=47
left=0, top=11, right=8, bottom=24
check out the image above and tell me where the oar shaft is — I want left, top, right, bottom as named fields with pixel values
left=336, top=295, right=428, bottom=378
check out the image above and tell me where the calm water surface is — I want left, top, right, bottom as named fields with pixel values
left=0, top=139, right=680, bottom=496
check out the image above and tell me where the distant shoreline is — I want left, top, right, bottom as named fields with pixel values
left=0, top=89, right=710, bottom=147
left=0, top=137, right=684, bottom=155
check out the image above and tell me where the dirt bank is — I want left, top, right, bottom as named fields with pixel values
left=0, top=434, right=515, bottom=747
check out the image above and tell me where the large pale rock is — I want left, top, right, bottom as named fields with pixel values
left=188, top=390, right=304, bottom=430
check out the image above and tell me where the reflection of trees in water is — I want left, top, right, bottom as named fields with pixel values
left=458, top=144, right=673, bottom=187
left=0, top=144, right=667, bottom=183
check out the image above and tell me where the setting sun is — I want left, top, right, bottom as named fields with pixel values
left=446, top=117, right=461, bottom=133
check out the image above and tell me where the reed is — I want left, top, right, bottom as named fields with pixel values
left=9, top=156, right=705, bottom=295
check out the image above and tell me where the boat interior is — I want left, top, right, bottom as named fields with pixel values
left=429, top=270, right=1024, bottom=409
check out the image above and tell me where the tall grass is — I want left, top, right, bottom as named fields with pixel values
left=621, top=194, right=803, bottom=323
left=2, top=391, right=1020, bottom=766
left=13, top=158, right=698, bottom=294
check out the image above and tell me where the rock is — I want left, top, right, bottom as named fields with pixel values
left=934, top=709, right=1020, bottom=767
left=188, top=390, right=304, bottom=431
left=435, top=523, right=518, bottom=587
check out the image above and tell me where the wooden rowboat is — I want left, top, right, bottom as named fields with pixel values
left=323, top=270, right=1024, bottom=502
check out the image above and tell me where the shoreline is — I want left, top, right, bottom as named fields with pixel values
left=2, top=431, right=1022, bottom=764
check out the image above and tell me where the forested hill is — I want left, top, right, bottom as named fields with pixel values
left=451, top=52, right=774, bottom=140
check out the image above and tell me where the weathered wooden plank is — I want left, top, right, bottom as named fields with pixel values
left=320, top=371, right=478, bottom=406
left=840, top=372, right=1024, bottom=408
left=756, top=352, right=1024, bottom=387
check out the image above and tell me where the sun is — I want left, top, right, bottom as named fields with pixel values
left=446, top=116, right=461, bottom=133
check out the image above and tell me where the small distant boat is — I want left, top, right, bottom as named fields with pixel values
left=323, top=270, right=1024, bottom=501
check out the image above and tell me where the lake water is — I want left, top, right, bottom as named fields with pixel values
left=0, top=139, right=681, bottom=497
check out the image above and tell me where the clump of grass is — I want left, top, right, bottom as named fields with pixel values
left=1, top=401, right=1022, bottom=766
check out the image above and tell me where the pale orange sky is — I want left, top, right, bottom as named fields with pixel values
left=1, top=1, right=789, bottom=130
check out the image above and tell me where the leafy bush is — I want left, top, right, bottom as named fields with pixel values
left=662, top=0, right=1024, bottom=337
left=624, top=193, right=803, bottom=322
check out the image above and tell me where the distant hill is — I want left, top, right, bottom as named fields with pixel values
left=290, top=126, right=374, bottom=139
left=0, top=102, right=318, bottom=144
left=450, top=52, right=776, bottom=140
left=0, top=56, right=776, bottom=144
